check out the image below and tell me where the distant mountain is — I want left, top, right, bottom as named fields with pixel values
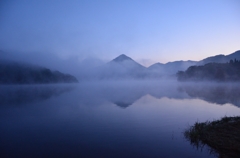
left=100, top=54, right=197, bottom=79
left=148, top=62, right=164, bottom=71
left=197, top=50, right=240, bottom=65
left=148, top=50, right=240, bottom=77
left=112, top=54, right=134, bottom=62
left=96, top=54, right=148, bottom=79
left=197, top=54, right=226, bottom=65
left=147, top=63, right=165, bottom=78
left=0, top=60, right=78, bottom=84
left=110, top=54, right=146, bottom=70
left=228, top=50, right=240, bottom=59
left=148, top=60, right=197, bottom=76
left=76, top=50, right=240, bottom=80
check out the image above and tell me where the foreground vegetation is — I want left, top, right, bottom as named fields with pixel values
left=184, top=116, right=240, bottom=158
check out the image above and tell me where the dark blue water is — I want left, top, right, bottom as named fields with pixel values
left=1, top=81, right=240, bottom=158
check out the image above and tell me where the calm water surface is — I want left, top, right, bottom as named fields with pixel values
left=1, top=80, right=240, bottom=158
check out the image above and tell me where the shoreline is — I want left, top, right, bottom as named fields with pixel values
left=184, top=116, right=240, bottom=158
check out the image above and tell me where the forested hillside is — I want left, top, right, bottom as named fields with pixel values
left=177, top=59, right=240, bottom=81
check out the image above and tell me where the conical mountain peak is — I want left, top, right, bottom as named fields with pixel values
left=112, top=54, right=133, bottom=62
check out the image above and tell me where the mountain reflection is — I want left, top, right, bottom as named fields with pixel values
left=114, top=101, right=133, bottom=108
left=75, top=81, right=189, bottom=108
left=2, top=82, right=240, bottom=108
left=0, top=84, right=75, bottom=106
left=179, top=83, right=240, bottom=107
left=104, top=82, right=240, bottom=108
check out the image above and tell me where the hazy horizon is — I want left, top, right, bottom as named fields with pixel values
left=1, top=49, right=240, bottom=66
left=1, top=1, right=240, bottom=157
left=1, top=0, right=240, bottom=67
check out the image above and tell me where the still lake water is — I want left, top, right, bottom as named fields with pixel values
left=1, top=80, right=240, bottom=158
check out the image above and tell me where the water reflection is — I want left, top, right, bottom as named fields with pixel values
left=0, top=84, right=75, bottom=106
left=1, top=81, right=240, bottom=158
left=1, top=82, right=240, bottom=109
left=73, top=81, right=190, bottom=108
left=74, top=81, right=240, bottom=109
left=179, top=83, right=240, bottom=107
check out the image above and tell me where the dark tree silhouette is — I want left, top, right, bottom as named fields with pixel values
left=0, top=62, right=78, bottom=84
left=177, top=60, right=240, bottom=81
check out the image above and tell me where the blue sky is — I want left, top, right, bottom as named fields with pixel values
left=0, top=0, right=239, bottom=65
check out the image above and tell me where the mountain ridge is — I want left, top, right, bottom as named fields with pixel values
left=95, top=54, right=147, bottom=80
left=146, top=50, right=240, bottom=76
left=198, top=50, right=240, bottom=65
left=82, top=50, right=240, bottom=80
left=0, top=59, right=78, bottom=84
left=112, top=54, right=134, bottom=62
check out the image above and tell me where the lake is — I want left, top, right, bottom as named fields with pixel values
left=1, top=80, right=240, bottom=158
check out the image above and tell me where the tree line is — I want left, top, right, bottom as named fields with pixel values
left=177, top=59, right=240, bottom=81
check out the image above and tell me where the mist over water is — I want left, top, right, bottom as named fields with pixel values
left=1, top=1, right=240, bottom=157
left=1, top=80, right=240, bottom=158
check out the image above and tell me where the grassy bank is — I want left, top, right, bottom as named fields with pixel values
left=184, top=116, right=240, bottom=158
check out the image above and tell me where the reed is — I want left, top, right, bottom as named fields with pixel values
left=184, top=116, right=240, bottom=158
